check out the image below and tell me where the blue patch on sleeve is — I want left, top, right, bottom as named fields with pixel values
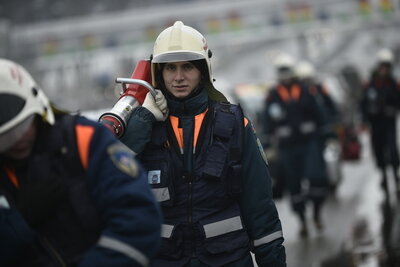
left=107, top=143, right=138, bottom=177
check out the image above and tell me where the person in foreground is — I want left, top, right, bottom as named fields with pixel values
left=0, top=58, right=162, bottom=266
left=120, top=21, right=286, bottom=266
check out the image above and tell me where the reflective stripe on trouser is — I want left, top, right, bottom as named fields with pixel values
left=253, top=230, right=283, bottom=247
left=203, top=216, right=243, bottom=238
left=98, top=236, right=149, bottom=266
left=299, top=121, right=316, bottom=134
left=276, top=126, right=292, bottom=138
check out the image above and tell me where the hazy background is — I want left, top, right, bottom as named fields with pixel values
left=2, top=1, right=400, bottom=266
left=1, top=0, right=399, bottom=115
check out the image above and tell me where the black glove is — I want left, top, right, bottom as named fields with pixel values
left=17, top=175, right=68, bottom=228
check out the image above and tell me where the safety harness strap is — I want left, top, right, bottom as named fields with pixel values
left=203, top=103, right=238, bottom=178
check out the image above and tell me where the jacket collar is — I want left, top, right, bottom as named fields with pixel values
left=167, top=88, right=208, bottom=117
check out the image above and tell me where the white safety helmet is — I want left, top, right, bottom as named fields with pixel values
left=0, top=58, right=54, bottom=152
left=295, top=61, right=315, bottom=79
left=151, top=21, right=226, bottom=101
left=376, top=48, right=394, bottom=64
left=273, top=53, right=296, bottom=80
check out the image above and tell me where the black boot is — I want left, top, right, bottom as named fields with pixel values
left=380, top=171, right=388, bottom=190
left=298, top=213, right=308, bottom=238
left=313, top=204, right=324, bottom=231
left=393, top=167, right=399, bottom=190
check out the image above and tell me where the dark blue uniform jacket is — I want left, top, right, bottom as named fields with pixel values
left=0, top=114, right=161, bottom=266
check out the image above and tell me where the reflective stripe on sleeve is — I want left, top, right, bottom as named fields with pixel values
left=161, top=224, right=174, bottom=238
left=0, top=195, right=10, bottom=209
left=299, top=121, right=316, bottom=134
left=98, top=236, right=149, bottom=267
left=276, top=126, right=291, bottom=138
left=151, top=187, right=170, bottom=202
left=203, top=216, right=243, bottom=238
left=253, top=230, right=283, bottom=247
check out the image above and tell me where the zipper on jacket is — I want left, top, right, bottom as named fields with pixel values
left=38, top=236, right=67, bottom=267
left=187, top=174, right=193, bottom=225
left=187, top=173, right=197, bottom=257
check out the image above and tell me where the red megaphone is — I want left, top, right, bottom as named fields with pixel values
left=99, top=59, right=156, bottom=138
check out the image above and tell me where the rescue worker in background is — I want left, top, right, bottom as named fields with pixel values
left=295, top=60, right=340, bottom=139
left=295, top=61, right=341, bottom=192
left=263, top=53, right=329, bottom=237
left=360, top=48, right=400, bottom=191
left=120, top=21, right=286, bottom=266
left=0, top=58, right=162, bottom=266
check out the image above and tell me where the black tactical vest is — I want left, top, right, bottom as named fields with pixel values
left=139, top=102, right=252, bottom=267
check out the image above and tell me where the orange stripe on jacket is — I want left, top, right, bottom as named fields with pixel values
left=193, top=111, right=206, bottom=148
left=170, top=116, right=183, bottom=150
left=170, top=109, right=249, bottom=151
left=75, top=125, right=95, bottom=170
left=170, top=109, right=208, bottom=152
left=277, top=85, right=301, bottom=102
left=4, top=167, right=19, bottom=188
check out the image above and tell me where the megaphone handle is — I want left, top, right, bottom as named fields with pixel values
left=115, top=78, right=157, bottom=98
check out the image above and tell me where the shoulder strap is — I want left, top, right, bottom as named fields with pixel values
left=203, top=102, right=244, bottom=178
left=58, top=115, right=89, bottom=173
left=74, top=125, right=95, bottom=170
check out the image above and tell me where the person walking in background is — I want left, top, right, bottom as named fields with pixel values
left=296, top=60, right=342, bottom=193
left=263, top=53, right=329, bottom=237
left=360, top=48, right=400, bottom=192
left=0, top=58, right=162, bottom=266
left=120, top=21, right=286, bottom=266
left=295, top=60, right=340, bottom=141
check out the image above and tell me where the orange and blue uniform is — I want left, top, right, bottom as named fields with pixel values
left=121, top=88, right=286, bottom=267
left=263, top=82, right=329, bottom=221
left=0, top=114, right=161, bottom=266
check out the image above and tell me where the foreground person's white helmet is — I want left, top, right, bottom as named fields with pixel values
left=0, top=58, right=54, bottom=152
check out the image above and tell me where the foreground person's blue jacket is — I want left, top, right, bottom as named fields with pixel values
left=0, top=114, right=162, bottom=267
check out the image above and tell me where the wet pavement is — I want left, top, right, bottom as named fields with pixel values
left=253, top=131, right=394, bottom=267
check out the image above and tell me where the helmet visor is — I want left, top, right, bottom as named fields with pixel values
left=0, top=115, right=35, bottom=153
left=153, top=51, right=205, bottom=63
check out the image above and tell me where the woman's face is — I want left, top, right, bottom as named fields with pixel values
left=162, top=61, right=201, bottom=99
